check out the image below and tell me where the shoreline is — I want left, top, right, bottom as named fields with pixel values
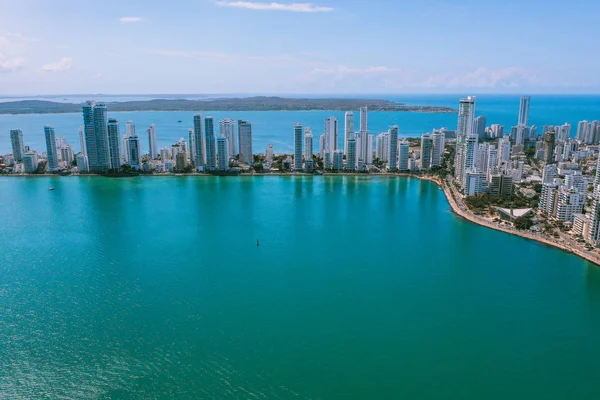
left=3, top=172, right=600, bottom=266
left=422, top=175, right=600, bottom=268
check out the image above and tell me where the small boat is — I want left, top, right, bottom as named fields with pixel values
left=256, top=239, right=259, bottom=247
left=177, top=120, right=182, bottom=123
left=49, top=187, right=55, bottom=191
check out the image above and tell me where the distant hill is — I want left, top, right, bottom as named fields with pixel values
left=0, top=97, right=456, bottom=114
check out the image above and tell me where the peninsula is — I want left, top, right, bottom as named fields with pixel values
left=0, top=97, right=456, bottom=115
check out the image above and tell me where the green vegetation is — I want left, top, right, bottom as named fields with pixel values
left=0, top=97, right=457, bottom=114
left=514, top=216, right=534, bottom=230
left=464, top=192, right=539, bottom=214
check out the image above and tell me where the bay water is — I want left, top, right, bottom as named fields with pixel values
left=1, top=176, right=599, bottom=399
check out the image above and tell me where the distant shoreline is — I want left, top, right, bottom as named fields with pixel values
left=0, top=96, right=457, bottom=115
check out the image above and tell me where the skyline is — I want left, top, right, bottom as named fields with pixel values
left=1, top=0, right=599, bottom=95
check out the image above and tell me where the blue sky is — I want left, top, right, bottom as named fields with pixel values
left=0, top=0, right=599, bottom=95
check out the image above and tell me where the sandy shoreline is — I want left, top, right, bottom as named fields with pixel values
left=417, top=175, right=600, bottom=267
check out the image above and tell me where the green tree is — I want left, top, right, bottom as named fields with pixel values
left=514, top=216, right=533, bottom=230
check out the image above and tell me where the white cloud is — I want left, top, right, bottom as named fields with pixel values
left=299, top=65, right=539, bottom=90
left=0, top=57, right=25, bottom=73
left=120, top=17, right=143, bottom=23
left=42, top=58, right=73, bottom=72
left=215, top=1, right=333, bottom=12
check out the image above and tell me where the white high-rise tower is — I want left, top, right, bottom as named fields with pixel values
left=518, top=96, right=530, bottom=127
left=147, top=124, right=158, bottom=159
left=344, top=111, right=354, bottom=156
left=324, top=117, right=338, bottom=156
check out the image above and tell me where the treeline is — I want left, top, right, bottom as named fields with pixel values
left=0, top=97, right=457, bottom=114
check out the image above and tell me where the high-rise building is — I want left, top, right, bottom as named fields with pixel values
left=488, top=173, right=513, bottom=196
left=346, top=138, right=357, bottom=171
left=366, top=134, right=374, bottom=165
left=79, top=126, right=87, bottom=161
left=488, top=124, right=503, bottom=139
left=333, top=150, right=343, bottom=171
left=175, top=151, right=188, bottom=171
left=465, top=170, right=487, bottom=196
left=265, top=144, right=274, bottom=161
left=475, top=143, right=489, bottom=174
left=518, top=96, right=530, bottom=126
left=188, top=128, right=195, bottom=163
left=431, top=130, right=445, bottom=167
left=376, top=132, right=390, bottom=162
left=557, top=123, right=571, bottom=142
left=126, top=134, right=141, bottom=169
left=461, top=135, right=478, bottom=191
left=455, top=96, right=476, bottom=186
left=44, top=125, right=58, bottom=172
left=160, top=146, right=172, bottom=161
left=357, top=130, right=370, bottom=164
left=76, top=153, right=88, bottom=172
left=587, top=156, right=600, bottom=246
left=193, top=114, right=205, bottom=170
left=360, top=106, right=368, bottom=131
left=107, top=118, right=121, bottom=171
left=146, top=124, right=158, bottom=159
left=457, top=96, right=476, bottom=141
left=83, top=101, right=110, bottom=173
left=59, top=145, right=74, bottom=164
left=10, top=129, right=25, bottom=162
left=577, top=120, right=590, bottom=142
left=324, top=117, right=338, bottom=156
left=497, top=135, right=511, bottom=165
left=217, top=137, right=229, bottom=170
left=238, top=120, right=253, bottom=165
left=474, top=116, right=486, bottom=138
left=398, top=141, right=409, bottom=171
left=22, top=151, right=38, bottom=173
left=344, top=111, right=354, bottom=156
left=544, top=130, right=556, bottom=164
left=420, top=134, right=432, bottom=170
left=319, top=134, right=326, bottom=158
left=204, top=117, right=217, bottom=170
left=304, top=128, right=313, bottom=160
left=220, top=118, right=237, bottom=156
left=486, top=145, right=497, bottom=174
left=293, top=123, right=303, bottom=171
left=387, top=126, right=399, bottom=171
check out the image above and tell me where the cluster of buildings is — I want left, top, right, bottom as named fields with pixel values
left=4, top=102, right=256, bottom=174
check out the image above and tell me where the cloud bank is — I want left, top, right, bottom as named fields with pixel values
left=215, top=1, right=333, bottom=12
left=42, top=58, right=73, bottom=72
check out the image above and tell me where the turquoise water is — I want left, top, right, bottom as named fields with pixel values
left=1, top=176, right=600, bottom=399
left=1, top=95, right=599, bottom=155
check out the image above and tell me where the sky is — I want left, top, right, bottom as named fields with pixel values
left=0, top=0, right=599, bottom=95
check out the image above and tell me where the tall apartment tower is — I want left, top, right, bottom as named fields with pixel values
left=107, top=118, right=121, bottom=170
left=398, top=141, right=409, bottom=171
left=304, top=128, right=313, bottom=160
left=220, top=118, right=237, bottom=156
left=83, top=101, right=110, bottom=173
left=360, top=106, right=368, bottom=131
left=324, top=117, right=338, bottom=156
left=346, top=138, right=357, bottom=171
left=293, top=123, right=303, bottom=171
left=44, top=125, right=58, bottom=172
left=204, top=117, right=217, bottom=170
left=344, top=111, right=354, bottom=156
left=431, top=130, right=445, bottom=167
left=544, top=130, right=556, bottom=164
left=147, top=124, right=158, bottom=159
left=217, top=137, right=229, bottom=170
left=238, top=120, right=253, bottom=165
left=193, top=114, right=205, bottom=170
left=387, top=126, right=399, bottom=171
left=10, top=129, right=25, bottom=162
left=518, top=96, right=530, bottom=126
left=420, top=133, right=432, bottom=170
left=127, top=134, right=141, bottom=169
